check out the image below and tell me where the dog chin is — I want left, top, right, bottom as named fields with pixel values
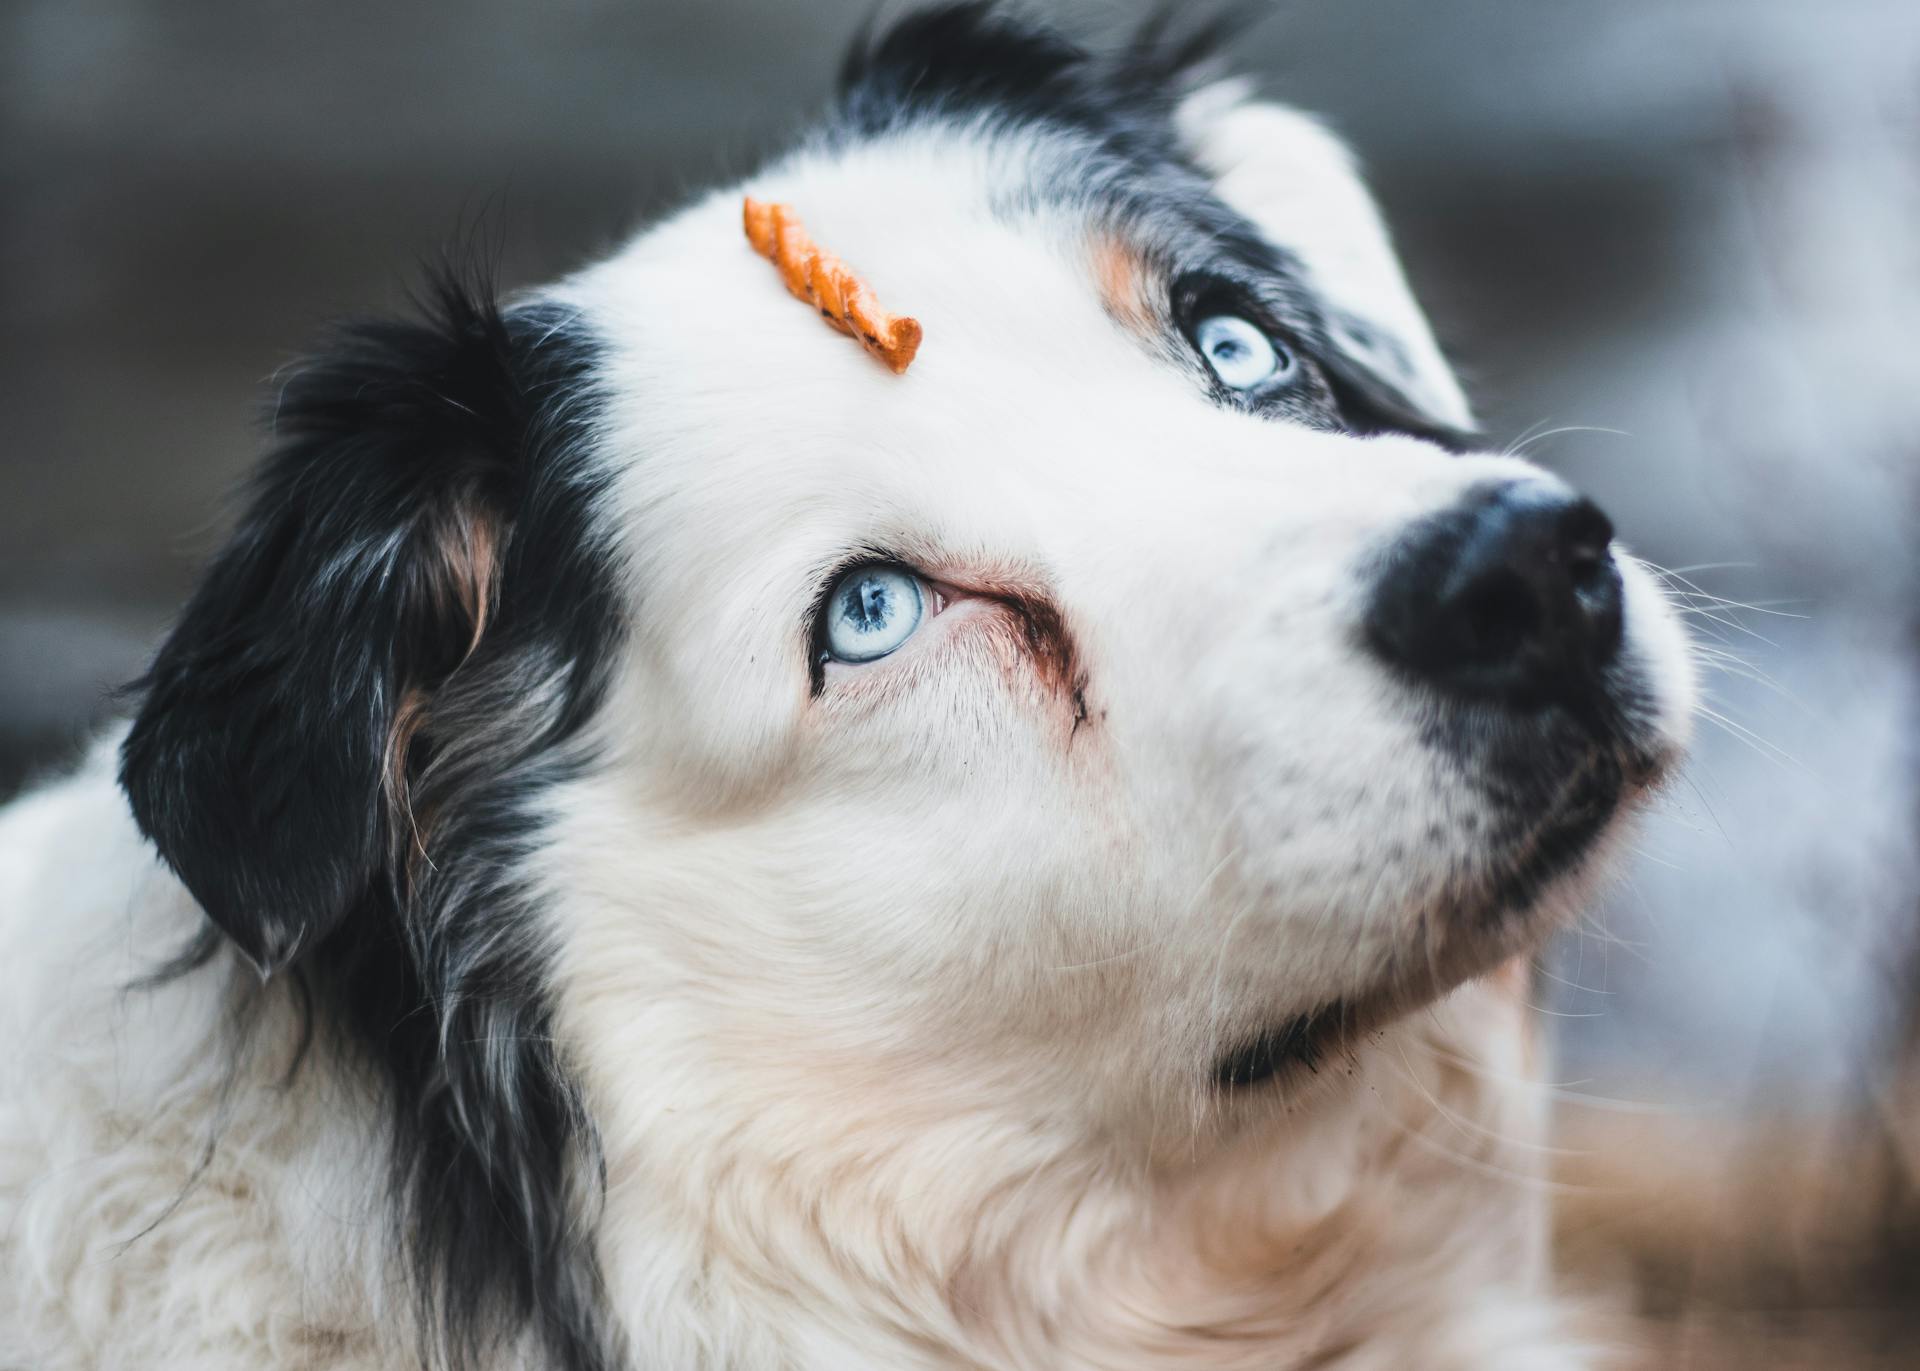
left=1220, top=718, right=1670, bottom=1095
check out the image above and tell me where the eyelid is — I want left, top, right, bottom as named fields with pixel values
left=1173, top=273, right=1261, bottom=322
left=1171, top=274, right=1301, bottom=350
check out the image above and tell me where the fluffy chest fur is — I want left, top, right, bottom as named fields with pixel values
left=0, top=757, right=1567, bottom=1370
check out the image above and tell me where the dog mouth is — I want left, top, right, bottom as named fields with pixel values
left=1214, top=692, right=1675, bottom=1095
left=1213, top=1008, right=1349, bottom=1089
left=1430, top=679, right=1683, bottom=953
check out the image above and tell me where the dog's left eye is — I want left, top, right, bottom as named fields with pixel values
left=1194, top=314, right=1291, bottom=391
left=823, top=565, right=925, bottom=663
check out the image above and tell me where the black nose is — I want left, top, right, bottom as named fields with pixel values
left=1365, top=478, right=1624, bottom=705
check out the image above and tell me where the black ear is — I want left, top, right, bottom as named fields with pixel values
left=121, top=273, right=549, bottom=975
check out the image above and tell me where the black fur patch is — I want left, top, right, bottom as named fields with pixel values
left=120, top=271, right=624, bottom=1371
left=838, top=1, right=1253, bottom=144
left=836, top=2, right=1475, bottom=449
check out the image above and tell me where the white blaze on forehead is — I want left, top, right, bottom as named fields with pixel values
left=1175, top=82, right=1476, bottom=433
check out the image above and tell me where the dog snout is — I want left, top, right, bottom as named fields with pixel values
left=1365, top=477, right=1624, bottom=706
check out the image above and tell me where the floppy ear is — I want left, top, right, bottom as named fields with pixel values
left=1175, top=84, right=1477, bottom=444
left=120, top=276, right=541, bottom=976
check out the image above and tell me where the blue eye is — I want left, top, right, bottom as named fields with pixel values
left=823, top=565, right=925, bottom=663
left=1194, top=314, right=1289, bottom=391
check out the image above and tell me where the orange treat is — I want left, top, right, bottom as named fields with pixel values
left=741, top=197, right=922, bottom=374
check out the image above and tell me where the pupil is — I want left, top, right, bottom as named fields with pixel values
left=1213, top=338, right=1246, bottom=362
left=849, top=579, right=890, bottom=631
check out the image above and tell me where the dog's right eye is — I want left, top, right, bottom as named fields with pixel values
left=821, top=564, right=926, bottom=663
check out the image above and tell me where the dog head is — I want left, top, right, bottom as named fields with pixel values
left=117, top=7, right=1693, bottom=1366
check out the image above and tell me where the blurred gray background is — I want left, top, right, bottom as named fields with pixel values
left=4, top=0, right=1916, bottom=1128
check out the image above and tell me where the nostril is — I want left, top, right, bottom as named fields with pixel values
left=1568, top=549, right=1606, bottom=589
left=1561, top=499, right=1615, bottom=557
left=1456, top=571, right=1539, bottom=668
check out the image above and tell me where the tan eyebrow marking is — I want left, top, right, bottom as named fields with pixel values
left=1092, top=236, right=1157, bottom=339
left=742, top=197, right=924, bottom=374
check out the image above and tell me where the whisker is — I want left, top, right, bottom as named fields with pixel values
left=1695, top=704, right=1802, bottom=771
left=1362, top=1086, right=1594, bottom=1193
left=1391, top=1036, right=1588, bottom=1156
left=1519, top=1002, right=1607, bottom=1019
left=1660, top=561, right=1757, bottom=576
left=1500, top=422, right=1633, bottom=459
left=1543, top=1089, right=1679, bottom=1114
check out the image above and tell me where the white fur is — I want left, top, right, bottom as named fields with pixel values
left=0, top=89, right=1692, bottom=1370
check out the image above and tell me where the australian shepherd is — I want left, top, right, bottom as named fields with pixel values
left=0, top=7, right=1693, bottom=1369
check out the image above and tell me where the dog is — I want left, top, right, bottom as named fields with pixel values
left=0, top=7, right=1695, bottom=1368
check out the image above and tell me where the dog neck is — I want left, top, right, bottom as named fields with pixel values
left=0, top=757, right=1563, bottom=1371
left=571, top=970, right=1559, bottom=1370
